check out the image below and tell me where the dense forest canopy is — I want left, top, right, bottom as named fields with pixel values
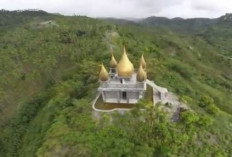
left=0, top=10, right=231, bottom=157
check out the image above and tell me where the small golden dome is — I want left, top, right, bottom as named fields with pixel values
left=139, top=55, right=146, bottom=69
left=117, top=47, right=134, bottom=77
left=99, top=64, right=109, bottom=81
left=137, top=64, right=147, bottom=82
left=110, top=53, right=118, bottom=68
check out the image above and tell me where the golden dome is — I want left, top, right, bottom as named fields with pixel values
left=110, top=53, right=118, bottom=68
left=137, top=64, right=147, bottom=82
left=117, top=47, right=134, bottom=77
left=139, top=55, right=146, bottom=69
left=99, top=64, right=109, bottom=81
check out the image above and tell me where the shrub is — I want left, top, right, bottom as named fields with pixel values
left=198, top=96, right=220, bottom=115
left=180, top=95, right=193, bottom=104
left=207, top=104, right=220, bottom=115
left=198, top=96, right=214, bottom=108
left=197, top=115, right=214, bottom=127
left=180, top=111, right=199, bottom=125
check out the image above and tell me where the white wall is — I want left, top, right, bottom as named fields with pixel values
left=103, top=90, right=143, bottom=103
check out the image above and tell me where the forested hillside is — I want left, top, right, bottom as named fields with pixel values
left=0, top=10, right=231, bottom=157
left=138, top=14, right=232, bottom=58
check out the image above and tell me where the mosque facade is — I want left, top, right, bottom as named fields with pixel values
left=98, top=47, right=147, bottom=104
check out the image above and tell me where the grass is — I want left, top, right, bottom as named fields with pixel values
left=95, top=95, right=134, bottom=110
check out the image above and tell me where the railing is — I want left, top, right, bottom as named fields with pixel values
left=100, top=82, right=145, bottom=89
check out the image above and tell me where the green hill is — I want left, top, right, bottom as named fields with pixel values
left=138, top=14, right=232, bottom=58
left=0, top=10, right=231, bottom=157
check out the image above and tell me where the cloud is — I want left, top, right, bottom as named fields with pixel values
left=155, top=0, right=217, bottom=18
left=0, top=0, right=231, bottom=18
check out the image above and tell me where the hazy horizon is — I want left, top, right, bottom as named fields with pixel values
left=1, top=0, right=232, bottom=19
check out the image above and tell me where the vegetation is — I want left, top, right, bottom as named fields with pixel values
left=0, top=10, right=231, bottom=157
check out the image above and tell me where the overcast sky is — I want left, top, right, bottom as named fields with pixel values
left=1, top=0, right=232, bottom=18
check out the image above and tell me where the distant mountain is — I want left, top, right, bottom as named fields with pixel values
left=100, top=17, right=139, bottom=26
left=103, top=14, right=232, bottom=57
left=0, top=9, right=51, bottom=27
left=105, top=14, right=232, bottom=34
left=219, top=13, right=232, bottom=21
left=138, top=16, right=218, bottom=33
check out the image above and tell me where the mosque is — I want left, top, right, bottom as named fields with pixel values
left=94, top=47, right=190, bottom=120
left=97, top=47, right=167, bottom=105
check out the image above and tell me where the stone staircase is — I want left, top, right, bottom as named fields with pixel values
left=146, top=79, right=168, bottom=105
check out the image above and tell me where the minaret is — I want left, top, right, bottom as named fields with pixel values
left=139, top=55, right=146, bottom=69
left=110, top=53, right=118, bottom=68
left=99, top=64, right=109, bottom=81
left=137, top=64, right=147, bottom=82
left=117, top=47, right=134, bottom=77
left=109, top=53, right=118, bottom=77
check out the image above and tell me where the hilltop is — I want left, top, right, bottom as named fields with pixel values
left=0, top=10, right=231, bottom=157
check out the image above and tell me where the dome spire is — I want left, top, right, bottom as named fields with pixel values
left=99, top=64, right=109, bottom=81
left=123, top=46, right=127, bottom=54
left=139, top=54, right=146, bottom=69
left=117, top=47, right=134, bottom=77
left=137, top=64, right=147, bottom=82
left=110, top=53, right=118, bottom=68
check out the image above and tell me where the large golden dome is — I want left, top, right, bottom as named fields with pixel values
left=117, top=47, right=134, bottom=77
left=99, top=64, right=109, bottom=81
left=139, top=55, right=146, bottom=69
left=110, top=53, right=118, bottom=68
left=137, top=64, right=147, bottom=82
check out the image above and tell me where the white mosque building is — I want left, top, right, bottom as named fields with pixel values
left=98, top=47, right=147, bottom=104
left=97, top=47, right=168, bottom=105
